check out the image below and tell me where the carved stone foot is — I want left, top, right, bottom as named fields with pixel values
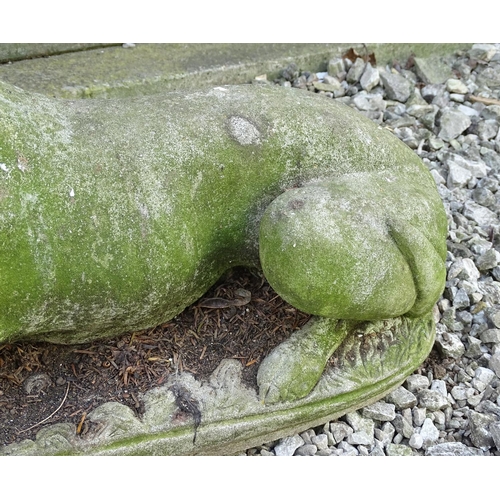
left=257, top=317, right=351, bottom=403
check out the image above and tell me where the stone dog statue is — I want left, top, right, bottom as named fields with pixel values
left=0, top=81, right=447, bottom=403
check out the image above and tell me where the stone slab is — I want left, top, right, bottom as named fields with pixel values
left=0, top=43, right=118, bottom=63
left=0, top=43, right=472, bottom=98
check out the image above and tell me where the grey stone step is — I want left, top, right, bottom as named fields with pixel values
left=0, top=43, right=118, bottom=63
left=0, top=43, right=471, bottom=98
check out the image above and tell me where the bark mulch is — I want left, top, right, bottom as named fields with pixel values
left=0, top=267, right=310, bottom=447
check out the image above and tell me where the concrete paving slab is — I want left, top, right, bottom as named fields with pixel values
left=0, top=43, right=471, bottom=98
left=0, top=43, right=119, bottom=63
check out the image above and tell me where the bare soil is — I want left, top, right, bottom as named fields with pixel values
left=0, top=267, right=311, bottom=447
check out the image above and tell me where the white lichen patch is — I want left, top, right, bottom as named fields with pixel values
left=228, top=116, right=261, bottom=146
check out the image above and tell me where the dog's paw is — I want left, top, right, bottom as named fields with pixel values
left=257, top=317, right=349, bottom=404
left=259, top=174, right=447, bottom=321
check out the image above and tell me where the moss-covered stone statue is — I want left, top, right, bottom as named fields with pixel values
left=0, top=81, right=447, bottom=407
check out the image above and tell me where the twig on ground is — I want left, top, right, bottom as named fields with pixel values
left=17, top=382, right=70, bottom=434
left=468, top=94, right=500, bottom=106
left=76, top=411, right=87, bottom=434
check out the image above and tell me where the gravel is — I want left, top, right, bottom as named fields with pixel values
left=244, top=43, right=500, bottom=456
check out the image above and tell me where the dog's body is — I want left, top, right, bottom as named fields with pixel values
left=0, top=83, right=446, bottom=401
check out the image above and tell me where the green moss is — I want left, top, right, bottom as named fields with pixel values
left=0, top=82, right=446, bottom=347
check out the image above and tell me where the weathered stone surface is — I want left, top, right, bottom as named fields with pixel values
left=338, top=441, right=358, bottom=455
left=330, top=422, right=354, bottom=444
left=447, top=154, right=488, bottom=178
left=435, top=331, right=465, bottom=359
left=480, top=328, right=500, bottom=344
left=463, top=200, right=498, bottom=226
left=453, top=288, right=470, bottom=309
left=409, top=433, right=423, bottom=450
left=476, top=249, right=498, bottom=270
left=476, top=66, right=500, bottom=89
left=311, top=433, right=328, bottom=450
left=327, top=57, right=345, bottom=78
left=430, top=379, right=447, bottom=398
left=370, top=440, right=385, bottom=456
left=374, top=422, right=395, bottom=447
left=407, top=103, right=436, bottom=119
left=347, top=431, right=373, bottom=446
left=0, top=43, right=363, bottom=99
left=0, top=83, right=446, bottom=357
left=472, top=367, right=495, bottom=392
left=477, top=120, right=499, bottom=141
left=393, top=414, right=414, bottom=439
left=0, top=65, right=448, bottom=455
left=414, top=57, right=454, bottom=84
left=451, top=385, right=474, bottom=402
left=420, top=418, right=439, bottom=449
left=447, top=163, right=473, bottom=188
left=470, top=44, right=498, bottom=62
left=344, top=411, right=375, bottom=436
left=473, top=187, right=495, bottom=207
left=481, top=104, right=500, bottom=120
left=405, top=374, right=430, bottom=392
left=490, top=421, right=500, bottom=449
left=346, top=57, right=366, bottom=84
left=490, top=351, right=500, bottom=377
left=486, top=306, right=500, bottom=328
left=300, top=429, right=314, bottom=444
left=446, top=78, right=468, bottom=94
left=260, top=176, right=445, bottom=324
left=2, top=313, right=438, bottom=456
left=313, top=81, right=341, bottom=93
left=294, top=443, right=317, bottom=456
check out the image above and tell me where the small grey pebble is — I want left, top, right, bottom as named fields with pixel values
left=294, top=444, right=318, bottom=456
left=260, top=449, right=275, bottom=456
left=409, top=433, right=424, bottom=449
left=316, top=449, right=333, bottom=456
left=393, top=433, right=403, bottom=445
left=311, top=434, right=329, bottom=450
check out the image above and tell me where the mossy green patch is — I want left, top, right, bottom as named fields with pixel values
left=1, top=81, right=446, bottom=348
